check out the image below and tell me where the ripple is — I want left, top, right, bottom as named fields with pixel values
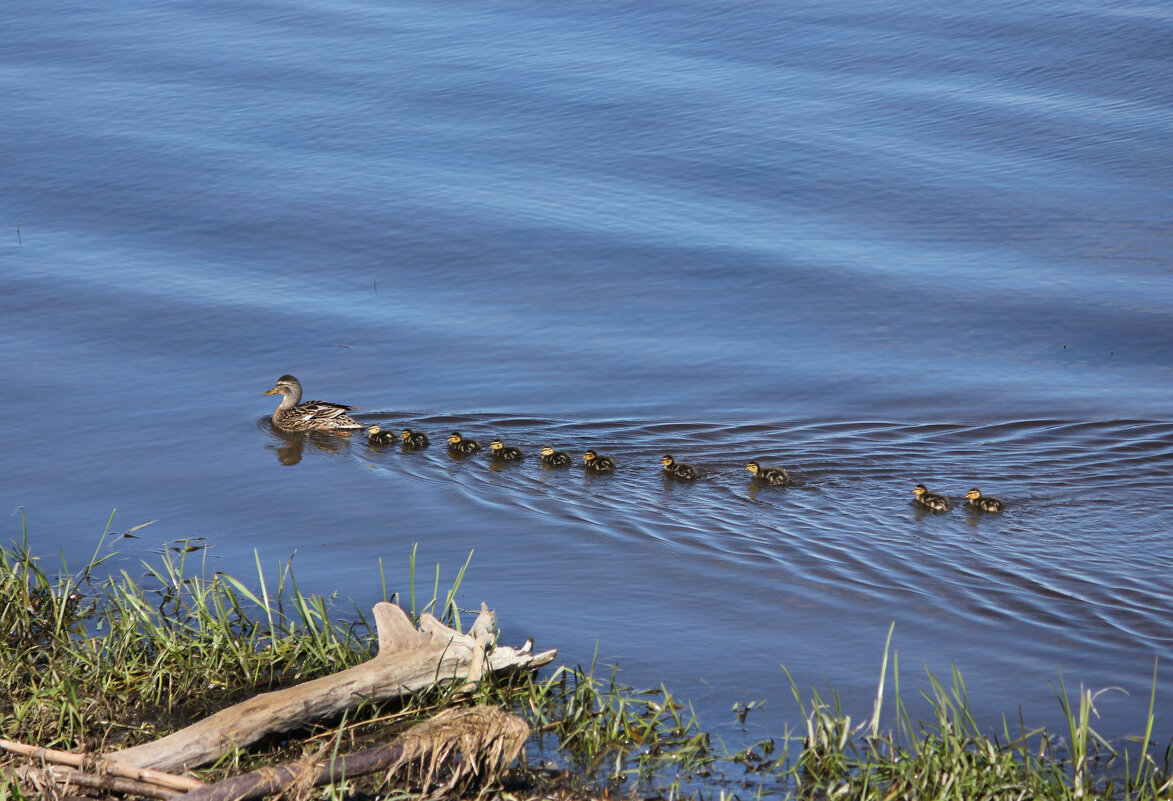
left=267, top=413, right=1173, bottom=657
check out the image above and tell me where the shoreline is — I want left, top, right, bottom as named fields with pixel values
left=1, top=525, right=1168, bottom=800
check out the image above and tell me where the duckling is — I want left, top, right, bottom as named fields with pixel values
left=912, top=484, right=950, bottom=512
left=366, top=424, right=397, bottom=446
left=746, top=461, right=791, bottom=486
left=583, top=450, right=616, bottom=473
left=964, top=488, right=1005, bottom=513
left=399, top=429, right=430, bottom=449
left=446, top=431, right=482, bottom=455
left=489, top=439, right=524, bottom=461
left=661, top=454, right=699, bottom=480
left=264, top=375, right=361, bottom=432
left=540, top=445, right=572, bottom=467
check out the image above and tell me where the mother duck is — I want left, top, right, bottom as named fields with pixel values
left=264, top=375, right=361, bottom=432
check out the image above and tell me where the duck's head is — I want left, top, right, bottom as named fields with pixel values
left=584, top=450, right=598, bottom=462
left=746, top=461, right=761, bottom=475
left=965, top=488, right=982, bottom=500
left=368, top=425, right=382, bottom=435
left=540, top=445, right=555, bottom=457
left=913, top=484, right=928, bottom=497
left=264, top=375, right=300, bottom=397
left=400, top=429, right=413, bottom=440
left=490, top=439, right=505, bottom=451
left=448, top=432, right=463, bottom=444
left=661, top=455, right=675, bottom=466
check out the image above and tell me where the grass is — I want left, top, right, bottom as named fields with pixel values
left=1, top=517, right=1171, bottom=800
left=794, top=661, right=1171, bottom=800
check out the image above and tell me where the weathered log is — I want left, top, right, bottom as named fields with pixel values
left=172, top=706, right=530, bottom=801
left=110, top=602, right=555, bottom=773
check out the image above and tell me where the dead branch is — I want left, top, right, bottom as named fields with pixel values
left=45, top=766, right=180, bottom=799
left=110, top=602, right=555, bottom=773
left=0, top=738, right=202, bottom=792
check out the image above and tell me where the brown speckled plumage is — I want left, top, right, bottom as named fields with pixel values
left=264, top=375, right=360, bottom=432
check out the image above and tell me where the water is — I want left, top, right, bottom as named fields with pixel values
left=4, top=0, right=1172, bottom=758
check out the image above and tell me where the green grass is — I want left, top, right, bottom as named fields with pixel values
left=0, top=521, right=387, bottom=753
left=1, top=518, right=1171, bottom=800
left=744, top=627, right=1173, bottom=801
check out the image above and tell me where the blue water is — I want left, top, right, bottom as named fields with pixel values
left=4, top=0, right=1172, bottom=766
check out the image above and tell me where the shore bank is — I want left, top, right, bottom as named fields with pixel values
left=1, top=523, right=1168, bottom=800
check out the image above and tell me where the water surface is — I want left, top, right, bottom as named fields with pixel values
left=3, top=0, right=1172, bottom=757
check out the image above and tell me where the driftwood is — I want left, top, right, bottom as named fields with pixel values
left=172, top=706, right=530, bottom=801
left=110, top=602, right=556, bottom=773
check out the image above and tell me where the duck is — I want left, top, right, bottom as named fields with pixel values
left=583, top=450, right=615, bottom=473
left=446, top=431, right=482, bottom=455
left=399, top=429, right=430, bottom=449
left=912, top=484, right=950, bottom=512
left=489, top=439, right=524, bottom=461
left=366, top=424, right=397, bottom=446
left=540, top=445, right=572, bottom=467
left=661, top=454, right=699, bottom=480
left=264, top=375, right=361, bottom=432
left=746, top=461, right=791, bottom=486
left=964, top=488, right=1005, bottom=513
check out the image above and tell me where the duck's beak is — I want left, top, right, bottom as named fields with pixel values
left=263, top=387, right=279, bottom=395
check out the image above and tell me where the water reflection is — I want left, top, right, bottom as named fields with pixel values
left=660, top=472, right=698, bottom=492
left=486, top=458, right=525, bottom=473
left=266, top=425, right=353, bottom=466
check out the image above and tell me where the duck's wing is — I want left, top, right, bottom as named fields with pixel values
left=295, top=400, right=359, bottom=421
